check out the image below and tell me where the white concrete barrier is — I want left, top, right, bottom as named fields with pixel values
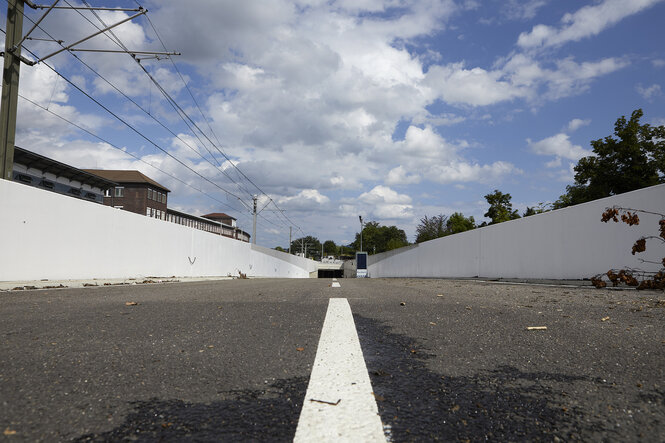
left=0, top=179, right=316, bottom=281
left=368, top=184, right=665, bottom=280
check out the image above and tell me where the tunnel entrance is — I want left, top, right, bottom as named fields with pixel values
left=318, top=269, right=344, bottom=278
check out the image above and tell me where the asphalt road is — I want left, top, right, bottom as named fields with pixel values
left=1, top=278, right=664, bottom=441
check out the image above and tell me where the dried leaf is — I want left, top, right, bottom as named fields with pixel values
left=451, top=404, right=460, bottom=412
left=296, top=347, right=304, bottom=352
left=3, top=428, right=17, bottom=436
left=125, top=301, right=138, bottom=306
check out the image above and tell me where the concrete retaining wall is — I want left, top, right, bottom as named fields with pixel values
left=0, top=179, right=316, bottom=281
left=368, top=184, right=665, bottom=280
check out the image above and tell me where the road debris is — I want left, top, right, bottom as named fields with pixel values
left=310, top=398, right=340, bottom=406
left=526, top=326, right=548, bottom=330
left=400, top=302, right=406, bottom=306
left=125, top=301, right=138, bottom=306
left=601, top=316, right=610, bottom=322
left=296, top=347, right=304, bottom=352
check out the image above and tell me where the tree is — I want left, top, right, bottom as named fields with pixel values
left=484, top=190, right=520, bottom=224
left=323, top=240, right=337, bottom=256
left=290, top=236, right=321, bottom=259
left=446, top=212, right=476, bottom=234
left=415, top=214, right=448, bottom=243
left=415, top=212, right=476, bottom=243
left=338, top=245, right=355, bottom=257
left=555, top=109, right=665, bottom=208
left=351, top=221, right=408, bottom=253
left=274, top=246, right=286, bottom=252
left=523, top=203, right=552, bottom=217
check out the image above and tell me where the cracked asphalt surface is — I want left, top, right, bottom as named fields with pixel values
left=1, top=278, right=664, bottom=441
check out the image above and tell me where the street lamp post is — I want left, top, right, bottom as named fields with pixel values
left=359, top=215, right=363, bottom=252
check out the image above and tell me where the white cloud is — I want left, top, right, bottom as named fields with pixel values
left=386, top=165, right=421, bottom=185
left=504, top=0, right=547, bottom=21
left=636, top=83, right=662, bottom=100
left=357, top=185, right=414, bottom=220
left=278, top=189, right=330, bottom=206
left=517, top=0, right=663, bottom=49
left=528, top=133, right=591, bottom=161
left=425, top=62, right=525, bottom=106
left=502, top=54, right=628, bottom=101
left=566, top=118, right=591, bottom=132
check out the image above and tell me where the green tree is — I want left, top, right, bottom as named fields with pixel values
left=290, top=236, right=321, bottom=259
left=351, top=221, right=408, bottom=253
left=555, top=109, right=665, bottom=208
left=274, top=246, right=286, bottom=252
left=322, top=240, right=337, bottom=256
left=484, top=190, right=520, bottom=224
left=523, top=202, right=552, bottom=217
left=415, top=214, right=448, bottom=243
left=446, top=212, right=476, bottom=234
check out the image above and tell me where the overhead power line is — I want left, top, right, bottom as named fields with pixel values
left=3, top=2, right=307, bottom=239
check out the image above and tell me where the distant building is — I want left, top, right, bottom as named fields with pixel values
left=203, top=212, right=237, bottom=227
left=166, top=208, right=250, bottom=242
left=12, top=146, right=116, bottom=203
left=82, top=169, right=170, bottom=220
left=82, top=169, right=250, bottom=241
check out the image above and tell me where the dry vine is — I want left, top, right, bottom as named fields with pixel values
left=591, top=206, right=665, bottom=290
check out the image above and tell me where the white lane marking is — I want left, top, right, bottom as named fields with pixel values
left=294, top=298, right=385, bottom=442
left=332, top=280, right=341, bottom=288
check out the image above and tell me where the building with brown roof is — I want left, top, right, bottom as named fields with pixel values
left=83, top=169, right=170, bottom=219
left=202, top=212, right=237, bottom=227
left=84, top=168, right=250, bottom=241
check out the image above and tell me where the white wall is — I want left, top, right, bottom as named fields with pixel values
left=0, top=179, right=316, bottom=281
left=369, top=184, right=665, bottom=280
left=249, top=244, right=319, bottom=278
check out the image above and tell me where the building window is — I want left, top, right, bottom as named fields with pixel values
left=40, top=179, right=54, bottom=190
left=17, top=173, right=32, bottom=184
left=115, top=187, right=124, bottom=197
left=148, top=189, right=152, bottom=200
left=104, top=189, right=111, bottom=197
left=146, top=207, right=151, bottom=216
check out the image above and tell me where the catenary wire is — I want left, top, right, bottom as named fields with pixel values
left=30, top=0, right=257, bottom=203
left=1, top=26, right=253, bottom=212
left=17, top=92, right=253, bottom=224
left=4, top=5, right=305, bottom=237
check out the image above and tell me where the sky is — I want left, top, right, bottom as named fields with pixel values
left=6, top=0, right=665, bottom=248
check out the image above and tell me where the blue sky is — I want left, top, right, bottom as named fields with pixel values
left=7, top=0, right=665, bottom=248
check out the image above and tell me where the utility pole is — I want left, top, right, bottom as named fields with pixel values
left=288, top=226, right=292, bottom=254
left=252, top=195, right=257, bottom=245
left=0, top=0, right=24, bottom=180
left=0, top=2, right=169, bottom=182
